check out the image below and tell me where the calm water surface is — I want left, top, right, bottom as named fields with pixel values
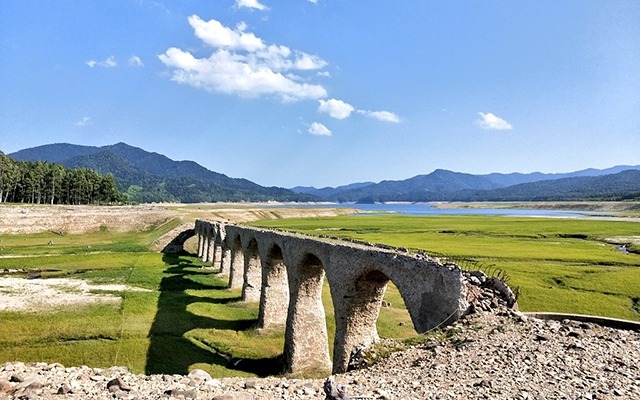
left=274, top=203, right=590, bottom=218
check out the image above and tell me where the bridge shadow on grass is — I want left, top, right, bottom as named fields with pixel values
left=146, top=253, right=284, bottom=377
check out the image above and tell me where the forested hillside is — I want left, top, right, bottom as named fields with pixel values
left=10, top=143, right=315, bottom=203
left=0, top=151, right=125, bottom=205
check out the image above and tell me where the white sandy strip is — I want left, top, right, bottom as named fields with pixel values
left=0, top=277, right=150, bottom=313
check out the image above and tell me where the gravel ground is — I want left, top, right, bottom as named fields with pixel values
left=2, top=308, right=638, bottom=400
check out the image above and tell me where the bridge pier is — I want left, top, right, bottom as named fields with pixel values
left=258, top=244, right=289, bottom=329
left=330, top=268, right=388, bottom=373
left=205, top=230, right=214, bottom=263
left=228, top=234, right=244, bottom=289
left=220, top=246, right=231, bottom=277
left=242, top=239, right=262, bottom=302
left=196, top=221, right=205, bottom=259
left=283, top=252, right=332, bottom=374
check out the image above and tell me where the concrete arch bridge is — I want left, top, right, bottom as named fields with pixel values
left=173, top=219, right=471, bottom=375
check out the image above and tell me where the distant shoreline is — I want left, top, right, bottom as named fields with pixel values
left=429, top=201, right=640, bottom=213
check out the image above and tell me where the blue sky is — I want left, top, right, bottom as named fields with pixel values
left=1, top=1, right=638, bottom=188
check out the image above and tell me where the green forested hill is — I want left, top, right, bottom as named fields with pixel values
left=9, top=143, right=315, bottom=203
left=0, top=151, right=124, bottom=205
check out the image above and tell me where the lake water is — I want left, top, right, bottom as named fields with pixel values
left=274, top=202, right=589, bottom=218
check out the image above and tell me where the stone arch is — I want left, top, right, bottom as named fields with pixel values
left=332, top=269, right=390, bottom=373
left=161, top=228, right=195, bottom=254
left=283, top=252, right=331, bottom=374
left=258, top=243, right=289, bottom=329
left=228, top=233, right=244, bottom=289
left=242, top=237, right=262, bottom=302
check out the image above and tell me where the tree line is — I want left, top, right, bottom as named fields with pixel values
left=0, top=151, right=126, bottom=205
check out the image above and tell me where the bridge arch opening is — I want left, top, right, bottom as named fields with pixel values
left=284, top=252, right=332, bottom=374
left=258, top=244, right=289, bottom=328
left=242, top=237, right=262, bottom=302
left=228, top=234, right=244, bottom=289
left=332, top=268, right=415, bottom=373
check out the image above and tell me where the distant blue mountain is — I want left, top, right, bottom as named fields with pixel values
left=292, top=182, right=375, bottom=199
left=292, top=166, right=640, bottom=202
left=481, top=165, right=640, bottom=187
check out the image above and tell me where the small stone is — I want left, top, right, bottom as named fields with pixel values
left=244, top=378, right=259, bottom=389
left=57, top=383, right=73, bottom=394
left=0, top=381, right=13, bottom=395
left=107, top=376, right=132, bottom=392
left=187, top=368, right=212, bottom=381
left=164, top=388, right=197, bottom=399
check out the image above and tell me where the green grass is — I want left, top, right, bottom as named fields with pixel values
left=252, top=215, right=640, bottom=321
left=2, top=212, right=638, bottom=378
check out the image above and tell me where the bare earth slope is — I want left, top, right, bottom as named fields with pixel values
left=0, top=205, right=174, bottom=234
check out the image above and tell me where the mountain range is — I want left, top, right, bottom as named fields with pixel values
left=292, top=166, right=640, bottom=203
left=9, top=143, right=314, bottom=203
left=8, top=142, right=640, bottom=203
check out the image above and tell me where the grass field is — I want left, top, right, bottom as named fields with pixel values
left=1, top=211, right=638, bottom=378
left=251, top=214, right=640, bottom=321
left=0, top=216, right=413, bottom=377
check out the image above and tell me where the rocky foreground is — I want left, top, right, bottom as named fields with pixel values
left=1, top=309, right=639, bottom=400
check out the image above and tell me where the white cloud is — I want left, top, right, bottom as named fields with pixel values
left=189, top=15, right=265, bottom=52
left=85, top=56, right=118, bottom=68
left=318, top=98, right=354, bottom=120
left=357, top=109, right=401, bottom=123
left=128, top=55, right=144, bottom=67
left=308, top=0, right=318, bottom=3
left=159, top=15, right=328, bottom=101
left=75, top=117, right=93, bottom=127
left=309, top=122, right=332, bottom=136
left=477, top=112, right=513, bottom=130
left=235, top=0, right=269, bottom=11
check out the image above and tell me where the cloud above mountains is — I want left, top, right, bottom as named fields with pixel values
left=86, top=56, right=117, bottom=68
left=477, top=112, right=513, bottom=130
left=86, top=55, right=144, bottom=69
left=318, top=99, right=354, bottom=120
left=159, top=15, right=327, bottom=101
left=159, top=15, right=399, bottom=135
left=318, top=98, right=400, bottom=123
left=234, top=0, right=268, bottom=11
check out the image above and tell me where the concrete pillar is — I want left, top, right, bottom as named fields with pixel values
left=229, top=236, right=244, bottom=290
left=206, top=233, right=215, bottom=263
left=202, top=231, right=210, bottom=262
left=196, top=223, right=205, bottom=259
left=220, top=246, right=231, bottom=277
left=211, top=242, right=220, bottom=269
left=242, top=239, right=262, bottom=302
left=258, top=244, right=289, bottom=329
left=331, top=269, right=388, bottom=373
left=283, top=253, right=331, bottom=374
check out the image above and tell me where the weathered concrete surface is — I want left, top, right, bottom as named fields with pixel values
left=193, top=220, right=469, bottom=374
